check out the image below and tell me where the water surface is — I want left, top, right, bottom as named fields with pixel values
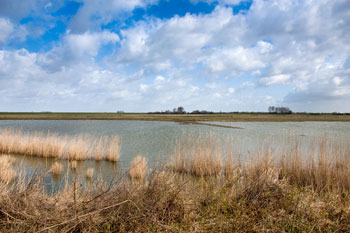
left=1, top=120, right=349, bottom=190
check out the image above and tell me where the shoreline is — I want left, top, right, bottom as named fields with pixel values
left=1, top=112, right=350, bottom=122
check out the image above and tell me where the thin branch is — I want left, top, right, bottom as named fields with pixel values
left=37, top=199, right=130, bottom=233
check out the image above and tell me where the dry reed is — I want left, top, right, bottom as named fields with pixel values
left=105, top=135, right=120, bottom=162
left=66, top=134, right=91, bottom=160
left=70, top=160, right=77, bottom=169
left=86, top=168, right=94, bottom=179
left=0, top=155, right=16, bottom=184
left=50, top=162, right=63, bottom=175
left=224, top=151, right=235, bottom=177
left=93, top=136, right=108, bottom=160
left=277, top=136, right=350, bottom=192
left=129, top=155, right=147, bottom=179
left=0, top=135, right=350, bottom=232
left=0, top=129, right=122, bottom=162
left=170, top=134, right=222, bottom=176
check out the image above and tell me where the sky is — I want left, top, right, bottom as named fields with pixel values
left=0, top=0, right=349, bottom=113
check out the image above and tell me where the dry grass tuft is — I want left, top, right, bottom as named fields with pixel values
left=0, top=155, right=16, bottom=184
left=93, top=136, right=108, bottom=161
left=86, top=168, right=94, bottom=179
left=129, top=155, right=147, bottom=179
left=170, top=134, right=222, bottom=176
left=66, top=134, right=92, bottom=160
left=105, top=136, right=120, bottom=162
left=50, top=162, right=63, bottom=175
left=224, top=151, right=236, bottom=178
left=70, top=160, right=77, bottom=170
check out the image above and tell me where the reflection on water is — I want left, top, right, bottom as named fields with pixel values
left=1, top=120, right=350, bottom=191
left=11, top=155, right=120, bottom=193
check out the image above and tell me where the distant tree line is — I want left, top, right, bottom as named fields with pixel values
left=268, top=106, right=292, bottom=114
left=149, top=106, right=186, bottom=114
left=148, top=107, right=215, bottom=114
left=145, top=106, right=350, bottom=115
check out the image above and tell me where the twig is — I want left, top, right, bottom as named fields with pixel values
left=0, top=209, right=24, bottom=223
left=37, top=199, right=130, bottom=232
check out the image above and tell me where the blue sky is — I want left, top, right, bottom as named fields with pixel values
left=0, top=0, right=349, bottom=112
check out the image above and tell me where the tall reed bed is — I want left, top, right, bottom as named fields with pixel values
left=0, top=129, right=121, bottom=161
left=170, top=134, right=223, bottom=176
left=170, top=134, right=350, bottom=193
left=278, top=136, right=350, bottom=192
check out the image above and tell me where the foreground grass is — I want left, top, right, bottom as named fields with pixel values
left=0, top=112, right=350, bottom=122
left=1, top=163, right=350, bottom=232
left=1, top=136, right=350, bottom=232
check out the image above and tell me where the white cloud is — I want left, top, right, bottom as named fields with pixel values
left=116, top=6, right=235, bottom=65
left=36, top=30, right=119, bottom=73
left=0, top=18, right=13, bottom=43
left=228, top=87, right=235, bottom=93
left=66, top=30, right=119, bottom=57
left=69, top=0, right=159, bottom=33
left=203, top=45, right=266, bottom=73
left=1, top=0, right=350, bottom=112
left=260, top=74, right=291, bottom=86
left=155, top=75, right=165, bottom=82
left=0, top=17, right=28, bottom=44
left=191, top=0, right=248, bottom=6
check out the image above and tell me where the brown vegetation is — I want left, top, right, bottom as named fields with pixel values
left=0, top=155, right=16, bottom=184
left=70, top=160, right=78, bottom=170
left=105, top=136, right=120, bottom=162
left=170, top=135, right=222, bottom=176
left=0, top=129, right=121, bottom=161
left=50, top=162, right=63, bottom=175
left=128, top=155, right=147, bottom=179
left=85, top=168, right=94, bottom=179
left=0, top=135, right=350, bottom=232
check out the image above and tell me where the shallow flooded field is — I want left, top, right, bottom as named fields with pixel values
left=0, top=120, right=349, bottom=191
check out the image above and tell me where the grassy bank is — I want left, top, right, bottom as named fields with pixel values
left=1, top=112, right=350, bottom=122
left=0, top=136, right=350, bottom=232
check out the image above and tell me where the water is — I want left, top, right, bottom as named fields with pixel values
left=1, top=120, right=349, bottom=190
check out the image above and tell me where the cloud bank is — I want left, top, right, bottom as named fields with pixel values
left=0, top=0, right=349, bottom=112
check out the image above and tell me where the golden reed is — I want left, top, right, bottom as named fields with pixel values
left=0, top=129, right=120, bottom=161
left=0, top=155, right=16, bottom=184
left=128, top=155, right=148, bottom=179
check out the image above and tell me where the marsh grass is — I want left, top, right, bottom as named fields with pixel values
left=170, top=134, right=223, bottom=177
left=0, top=155, right=16, bottom=185
left=70, top=160, right=78, bottom=170
left=1, top=135, right=350, bottom=232
left=86, top=168, right=94, bottom=179
left=224, top=151, right=236, bottom=178
left=1, top=134, right=350, bottom=231
left=105, top=135, right=120, bottom=162
left=50, top=162, right=63, bottom=175
left=93, top=136, right=108, bottom=161
left=278, top=136, right=350, bottom=193
left=128, top=155, right=147, bottom=179
left=0, top=129, right=121, bottom=162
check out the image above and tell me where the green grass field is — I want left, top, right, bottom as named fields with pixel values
left=0, top=112, right=350, bottom=122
